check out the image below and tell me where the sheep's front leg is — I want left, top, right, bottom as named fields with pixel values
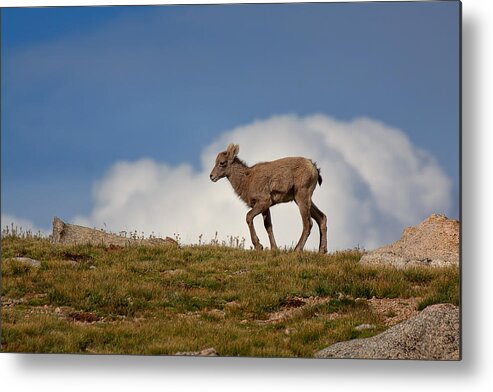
left=262, top=209, right=278, bottom=250
left=246, top=203, right=268, bottom=250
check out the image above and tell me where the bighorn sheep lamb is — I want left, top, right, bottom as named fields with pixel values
left=210, top=144, right=327, bottom=253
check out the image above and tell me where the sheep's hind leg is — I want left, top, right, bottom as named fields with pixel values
left=294, top=192, right=313, bottom=252
left=310, top=203, right=327, bottom=253
left=262, top=209, right=278, bottom=250
left=246, top=203, right=268, bottom=250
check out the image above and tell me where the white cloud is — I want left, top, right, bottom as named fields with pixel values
left=74, top=114, right=452, bottom=251
left=1, top=213, right=50, bottom=236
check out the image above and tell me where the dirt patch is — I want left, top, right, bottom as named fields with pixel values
left=3, top=299, right=106, bottom=325
left=22, top=304, right=65, bottom=317
left=256, top=295, right=420, bottom=326
left=281, top=297, right=306, bottom=308
left=229, top=269, right=249, bottom=277
left=368, top=297, right=419, bottom=326
left=59, top=251, right=92, bottom=262
left=160, top=269, right=185, bottom=277
left=68, top=311, right=100, bottom=323
left=107, top=244, right=124, bottom=252
left=257, top=296, right=333, bottom=324
left=2, top=298, right=25, bottom=307
left=59, top=259, right=79, bottom=266
left=2, top=293, right=48, bottom=307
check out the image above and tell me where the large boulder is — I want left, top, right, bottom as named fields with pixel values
left=360, top=214, right=459, bottom=268
left=315, top=303, right=460, bottom=360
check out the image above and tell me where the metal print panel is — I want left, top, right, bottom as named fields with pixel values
left=1, top=1, right=461, bottom=359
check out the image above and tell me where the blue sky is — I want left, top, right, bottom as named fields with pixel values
left=1, top=2, right=460, bottom=245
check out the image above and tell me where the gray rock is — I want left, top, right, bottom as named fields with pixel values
left=315, top=303, right=460, bottom=360
left=13, top=257, right=42, bottom=268
left=360, top=214, right=459, bottom=268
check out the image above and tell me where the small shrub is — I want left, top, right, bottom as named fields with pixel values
left=3, top=260, right=34, bottom=276
left=403, top=267, right=434, bottom=284
left=47, top=288, right=71, bottom=305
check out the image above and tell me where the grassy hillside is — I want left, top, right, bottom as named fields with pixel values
left=1, top=235, right=459, bottom=357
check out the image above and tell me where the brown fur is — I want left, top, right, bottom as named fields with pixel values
left=210, top=144, right=328, bottom=253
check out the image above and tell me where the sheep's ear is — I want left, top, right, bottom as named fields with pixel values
left=226, top=144, right=240, bottom=161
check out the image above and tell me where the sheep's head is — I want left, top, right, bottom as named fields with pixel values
left=210, top=144, right=240, bottom=182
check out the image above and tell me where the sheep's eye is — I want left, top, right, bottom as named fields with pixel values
left=219, top=161, right=226, bottom=167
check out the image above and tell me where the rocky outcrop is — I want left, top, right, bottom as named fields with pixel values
left=315, top=303, right=460, bottom=360
left=51, top=217, right=177, bottom=247
left=360, top=214, right=459, bottom=268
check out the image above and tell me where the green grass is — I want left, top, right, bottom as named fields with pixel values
left=1, top=236, right=459, bottom=356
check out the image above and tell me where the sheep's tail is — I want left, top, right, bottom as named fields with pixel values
left=315, top=163, right=323, bottom=186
